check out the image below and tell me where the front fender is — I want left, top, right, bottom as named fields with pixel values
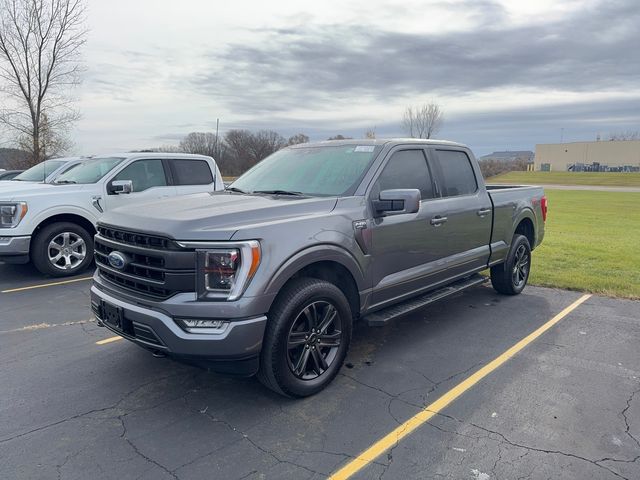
left=30, top=205, right=99, bottom=231
left=263, top=244, right=367, bottom=297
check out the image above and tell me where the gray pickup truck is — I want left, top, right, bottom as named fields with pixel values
left=91, top=139, right=547, bottom=397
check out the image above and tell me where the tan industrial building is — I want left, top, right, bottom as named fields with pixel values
left=534, top=140, right=640, bottom=172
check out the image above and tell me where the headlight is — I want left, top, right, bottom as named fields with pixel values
left=0, top=202, right=28, bottom=228
left=195, top=240, right=261, bottom=301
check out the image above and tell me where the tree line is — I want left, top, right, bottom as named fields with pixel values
left=150, top=131, right=309, bottom=176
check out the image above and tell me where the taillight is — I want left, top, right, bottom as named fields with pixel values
left=540, top=196, right=548, bottom=222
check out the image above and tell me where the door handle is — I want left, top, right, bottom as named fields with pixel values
left=477, top=208, right=491, bottom=217
left=430, top=215, right=448, bottom=226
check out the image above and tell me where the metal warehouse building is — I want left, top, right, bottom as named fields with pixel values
left=534, top=140, right=640, bottom=172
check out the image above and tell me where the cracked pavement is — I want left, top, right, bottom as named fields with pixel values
left=1, top=263, right=639, bottom=479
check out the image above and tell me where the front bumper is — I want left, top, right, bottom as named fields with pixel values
left=90, top=285, right=268, bottom=376
left=0, top=235, right=31, bottom=263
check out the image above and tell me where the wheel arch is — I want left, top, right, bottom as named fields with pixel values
left=263, top=245, right=365, bottom=318
left=513, top=210, right=536, bottom=250
left=32, top=213, right=97, bottom=244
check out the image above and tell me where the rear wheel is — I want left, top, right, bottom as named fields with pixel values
left=490, top=234, right=531, bottom=295
left=31, top=222, right=94, bottom=277
left=257, top=277, right=352, bottom=397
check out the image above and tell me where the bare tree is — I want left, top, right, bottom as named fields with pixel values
left=287, top=133, right=309, bottom=145
left=609, top=131, right=640, bottom=141
left=0, top=0, right=87, bottom=167
left=179, top=132, right=220, bottom=158
left=249, top=130, right=286, bottom=161
left=401, top=102, right=444, bottom=139
left=364, top=127, right=376, bottom=139
left=223, top=129, right=254, bottom=175
left=327, top=134, right=352, bottom=140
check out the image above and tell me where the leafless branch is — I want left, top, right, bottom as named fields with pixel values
left=0, top=0, right=86, bottom=166
left=401, top=102, right=444, bottom=139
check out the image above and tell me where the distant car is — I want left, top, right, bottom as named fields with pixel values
left=1, top=157, right=82, bottom=186
left=0, top=170, right=24, bottom=181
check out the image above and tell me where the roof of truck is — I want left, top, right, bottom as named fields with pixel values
left=289, top=138, right=467, bottom=149
left=86, top=152, right=214, bottom=160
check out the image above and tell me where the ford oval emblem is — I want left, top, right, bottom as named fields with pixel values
left=108, top=251, right=128, bottom=270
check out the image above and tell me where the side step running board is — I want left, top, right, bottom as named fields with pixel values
left=363, top=274, right=488, bottom=327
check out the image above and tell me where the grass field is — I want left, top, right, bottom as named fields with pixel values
left=487, top=171, right=640, bottom=186
left=528, top=190, right=640, bottom=299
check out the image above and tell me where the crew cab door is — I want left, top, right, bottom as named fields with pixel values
left=368, top=147, right=450, bottom=308
left=425, top=147, right=493, bottom=277
left=167, top=158, right=217, bottom=195
left=102, top=158, right=176, bottom=211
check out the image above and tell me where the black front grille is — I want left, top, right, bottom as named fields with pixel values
left=95, top=225, right=196, bottom=300
left=97, top=225, right=180, bottom=250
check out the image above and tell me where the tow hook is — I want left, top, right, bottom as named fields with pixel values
left=152, top=350, right=166, bottom=358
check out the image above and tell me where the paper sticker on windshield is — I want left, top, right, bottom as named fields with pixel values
left=354, top=145, right=375, bottom=153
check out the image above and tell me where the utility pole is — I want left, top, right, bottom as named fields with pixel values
left=215, top=118, right=220, bottom=159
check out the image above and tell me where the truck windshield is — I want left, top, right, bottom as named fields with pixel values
left=12, top=160, right=67, bottom=182
left=230, top=144, right=381, bottom=196
left=54, top=157, right=125, bottom=184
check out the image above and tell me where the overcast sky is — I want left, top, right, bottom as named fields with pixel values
left=66, top=0, right=640, bottom=156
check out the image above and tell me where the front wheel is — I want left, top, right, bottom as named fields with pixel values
left=31, top=222, right=94, bottom=277
left=490, top=234, right=531, bottom=295
left=257, top=277, right=352, bottom=397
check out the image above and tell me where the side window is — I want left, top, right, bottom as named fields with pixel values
left=374, top=150, right=434, bottom=200
left=171, top=159, right=214, bottom=185
left=432, top=150, right=477, bottom=197
left=112, top=159, right=167, bottom=192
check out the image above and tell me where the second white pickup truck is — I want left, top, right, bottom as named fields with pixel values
left=0, top=152, right=223, bottom=276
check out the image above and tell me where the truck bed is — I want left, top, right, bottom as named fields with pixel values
left=486, top=184, right=546, bottom=259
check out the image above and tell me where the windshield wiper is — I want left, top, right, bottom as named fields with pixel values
left=55, top=180, right=77, bottom=184
left=225, top=186, right=247, bottom=194
left=252, top=189, right=305, bottom=196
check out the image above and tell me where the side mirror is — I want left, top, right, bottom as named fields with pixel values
left=109, top=180, right=133, bottom=195
left=373, top=189, right=421, bottom=216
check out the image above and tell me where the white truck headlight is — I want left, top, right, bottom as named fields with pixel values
left=0, top=202, right=28, bottom=228
left=195, top=241, right=261, bottom=301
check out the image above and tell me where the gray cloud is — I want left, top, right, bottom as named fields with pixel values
left=204, top=95, right=640, bottom=155
left=193, top=0, right=640, bottom=114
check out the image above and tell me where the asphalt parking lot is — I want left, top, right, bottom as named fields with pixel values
left=1, top=263, right=639, bottom=480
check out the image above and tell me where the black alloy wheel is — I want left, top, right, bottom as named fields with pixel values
left=257, top=277, right=353, bottom=397
left=286, top=300, right=343, bottom=380
left=511, top=243, right=530, bottom=290
left=490, top=233, right=532, bottom=295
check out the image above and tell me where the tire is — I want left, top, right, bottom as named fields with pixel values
left=490, top=234, right=531, bottom=295
left=31, top=222, right=94, bottom=277
left=257, top=277, right=353, bottom=397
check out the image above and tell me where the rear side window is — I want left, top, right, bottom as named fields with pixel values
left=171, top=159, right=214, bottom=185
left=374, top=150, right=434, bottom=200
left=432, top=150, right=477, bottom=197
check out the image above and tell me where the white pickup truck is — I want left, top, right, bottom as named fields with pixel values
left=0, top=152, right=223, bottom=276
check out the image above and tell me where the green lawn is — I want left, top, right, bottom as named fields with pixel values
left=528, top=190, right=640, bottom=299
left=487, top=171, right=640, bottom=186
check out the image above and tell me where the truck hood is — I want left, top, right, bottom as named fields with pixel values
left=99, top=192, right=339, bottom=241
left=0, top=182, right=87, bottom=201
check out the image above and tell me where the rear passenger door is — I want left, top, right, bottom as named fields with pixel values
left=426, top=147, right=493, bottom=277
left=168, top=158, right=216, bottom=195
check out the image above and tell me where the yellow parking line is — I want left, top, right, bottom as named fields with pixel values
left=1, top=276, right=93, bottom=294
left=96, top=335, right=122, bottom=345
left=328, top=293, right=592, bottom=480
